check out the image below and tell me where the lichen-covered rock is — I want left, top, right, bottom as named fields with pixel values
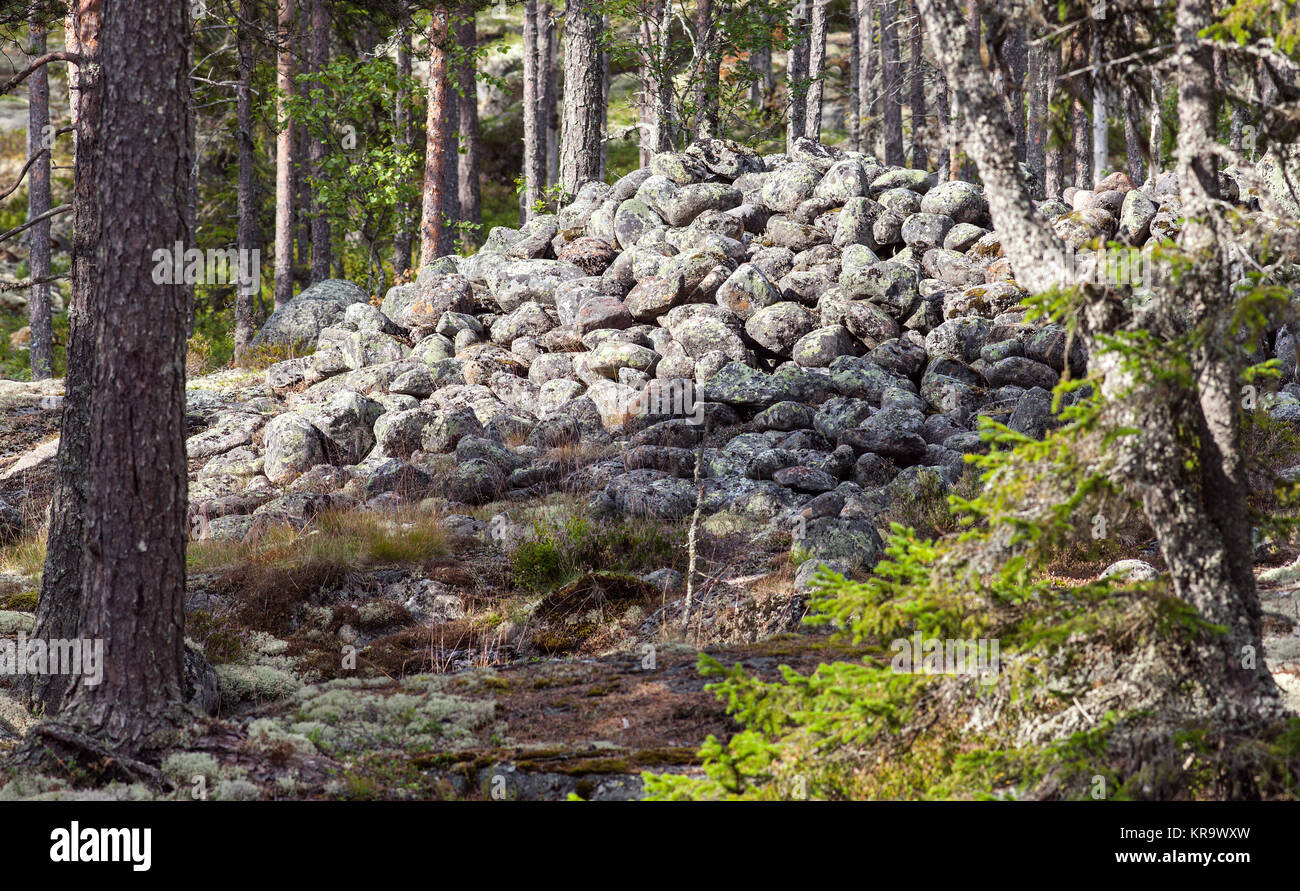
left=263, top=413, right=328, bottom=484
left=761, top=162, right=822, bottom=213
left=254, top=279, right=369, bottom=348
left=745, top=301, right=818, bottom=354
left=919, top=180, right=987, bottom=224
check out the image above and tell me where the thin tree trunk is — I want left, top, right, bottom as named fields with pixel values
left=456, top=6, right=481, bottom=248
left=1068, top=28, right=1091, bottom=188
left=541, top=5, right=559, bottom=191
left=273, top=0, right=295, bottom=306
left=861, top=0, right=877, bottom=154
left=804, top=0, right=828, bottom=140
left=26, top=0, right=100, bottom=715
left=419, top=6, right=450, bottom=265
left=1026, top=43, right=1046, bottom=197
left=294, top=8, right=310, bottom=277
left=26, top=18, right=52, bottom=380
left=637, top=5, right=658, bottom=167
left=1044, top=44, right=1064, bottom=196
left=560, top=0, right=603, bottom=194
left=308, top=0, right=331, bottom=282
left=234, top=0, right=258, bottom=358
left=600, top=14, right=609, bottom=179
left=439, top=53, right=459, bottom=258
left=1124, top=82, right=1145, bottom=185
left=393, top=26, right=414, bottom=276
left=849, top=0, right=860, bottom=151
left=521, top=0, right=543, bottom=220
left=1005, top=23, right=1026, bottom=164
left=909, top=0, right=927, bottom=168
left=881, top=0, right=903, bottom=166
left=57, top=0, right=192, bottom=754
left=693, top=0, right=720, bottom=139
left=1090, top=21, right=1107, bottom=183
left=785, top=0, right=809, bottom=152
left=652, top=0, right=673, bottom=153
left=934, top=65, right=950, bottom=176
left=1148, top=73, right=1162, bottom=184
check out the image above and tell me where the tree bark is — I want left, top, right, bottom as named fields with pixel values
left=308, top=0, right=331, bottom=282
left=439, top=50, right=459, bottom=258
left=881, top=0, right=903, bottom=166
left=273, top=0, right=295, bottom=307
left=1026, top=43, right=1045, bottom=198
left=560, top=0, right=603, bottom=195
left=1148, top=73, right=1162, bottom=184
left=1090, top=20, right=1107, bottom=183
left=1005, top=23, right=1027, bottom=164
left=234, top=0, right=258, bottom=358
left=909, top=0, right=927, bottom=168
left=785, top=0, right=809, bottom=152
left=1044, top=43, right=1064, bottom=196
left=1123, top=81, right=1145, bottom=185
left=392, top=25, right=414, bottom=276
left=860, top=0, right=876, bottom=154
left=25, top=18, right=53, bottom=380
left=419, top=6, right=450, bottom=265
left=1068, top=27, right=1091, bottom=188
left=56, top=0, right=192, bottom=754
left=26, top=0, right=100, bottom=716
left=934, top=65, right=950, bottom=176
left=540, top=4, right=559, bottom=191
left=455, top=6, right=481, bottom=249
left=804, top=0, right=828, bottom=140
left=849, top=0, right=860, bottom=151
left=522, top=0, right=543, bottom=219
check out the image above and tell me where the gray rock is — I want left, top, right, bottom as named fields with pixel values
left=253, top=279, right=368, bottom=348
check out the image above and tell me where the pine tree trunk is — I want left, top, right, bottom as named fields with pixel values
left=861, top=1, right=876, bottom=154
left=1044, top=44, right=1064, bottom=196
left=420, top=6, right=451, bottom=265
left=235, top=0, right=258, bottom=358
left=848, top=0, right=860, bottom=150
left=25, top=19, right=53, bottom=380
left=652, top=0, right=673, bottom=153
left=308, top=0, right=331, bottom=282
left=1068, top=28, right=1091, bottom=188
left=804, top=0, right=828, bottom=140
left=909, top=1, right=927, bottom=168
left=1090, top=22, right=1107, bottom=183
left=541, top=5, right=559, bottom=191
left=26, top=0, right=100, bottom=716
left=1148, top=73, right=1162, bottom=184
left=57, top=0, right=192, bottom=754
left=440, top=54, right=460, bottom=258
left=881, top=0, right=904, bottom=166
left=456, top=6, right=481, bottom=249
left=600, top=14, right=610, bottom=179
left=934, top=65, right=950, bottom=175
left=294, top=9, right=311, bottom=277
left=1026, top=43, right=1045, bottom=198
left=393, top=26, right=414, bottom=276
left=560, top=0, right=603, bottom=195
left=522, top=0, right=543, bottom=220
left=785, top=0, right=808, bottom=152
left=1005, top=23, right=1026, bottom=163
left=1124, top=82, right=1145, bottom=185
left=273, top=0, right=295, bottom=306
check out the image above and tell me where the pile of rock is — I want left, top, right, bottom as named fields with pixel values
left=186, top=137, right=1299, bottom=588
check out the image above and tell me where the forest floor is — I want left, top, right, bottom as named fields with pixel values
left=0, top=377, right=1298, bottom=800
